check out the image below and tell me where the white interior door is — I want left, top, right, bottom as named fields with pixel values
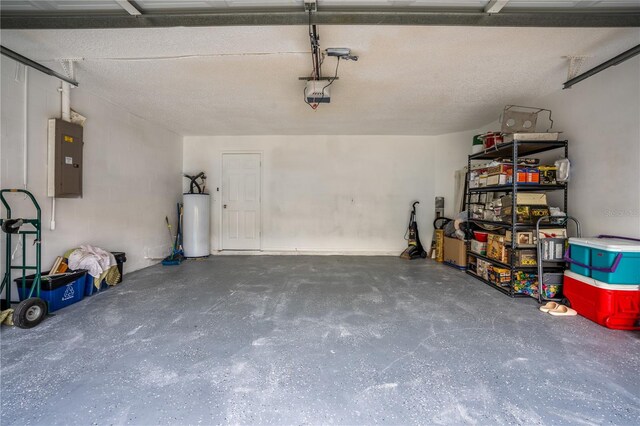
left=222, top=153, right=261, bottom=250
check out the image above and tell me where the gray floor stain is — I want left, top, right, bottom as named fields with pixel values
left=1, top=256, right=639, bottom=425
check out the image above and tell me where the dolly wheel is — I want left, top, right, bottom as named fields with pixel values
left=13, top=298, right=47, bottom=329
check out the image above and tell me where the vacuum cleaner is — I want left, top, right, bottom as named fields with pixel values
left=400, top=201, right=427, bottom=260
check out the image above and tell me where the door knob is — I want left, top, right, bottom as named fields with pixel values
left=223, top=204, right=227, bottom=209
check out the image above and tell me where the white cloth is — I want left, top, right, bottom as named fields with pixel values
left=68, top=245, right=117, bottom=278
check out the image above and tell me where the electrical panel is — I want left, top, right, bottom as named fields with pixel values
left=47, top=119, right=83, bottom=198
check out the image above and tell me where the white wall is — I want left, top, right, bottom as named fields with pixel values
left=1, top=56, right=183, bottom=293
left=531, top=56, right=640, bottom=238
left=183, top=133, right=471, bottom=254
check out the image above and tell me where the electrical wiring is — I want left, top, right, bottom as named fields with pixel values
left=320, top=57, right=340, bottom=95
left=303, top=84, right=318, bottom=110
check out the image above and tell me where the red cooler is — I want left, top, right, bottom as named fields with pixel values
left=563, top=270, right=640, bottom=330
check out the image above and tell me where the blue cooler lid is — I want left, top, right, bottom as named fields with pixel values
left=569, top=237, right=640, bottom=253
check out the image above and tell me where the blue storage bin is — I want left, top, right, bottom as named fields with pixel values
left=84, top=275, right=109, bottom=296
left=15, top=270, right=87, bottom=312
left=80, top=251, right=126, bottom=296
left=568, top=237, right=640, bottom=284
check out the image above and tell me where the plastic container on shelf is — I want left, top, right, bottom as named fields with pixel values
left=473, top=231, right=488, bottom=242
left=15, top=270, right=87, bottom=312
left=566, top=237, right=640, bottom=284
left=542, top=272, right=563, bottom=298
left=472, top=134, right=484, bottom=154
left=564, top=270, right=640, bottom=330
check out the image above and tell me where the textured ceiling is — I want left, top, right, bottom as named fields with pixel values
left=1, top=26, right=639, bottom=135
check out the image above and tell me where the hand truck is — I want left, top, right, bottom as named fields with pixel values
left=535, top=215, right=581, bottom=304
left=0, top=189, right=47, bottom=328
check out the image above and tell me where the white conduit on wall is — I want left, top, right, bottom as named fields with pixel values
left=52, top=61, right=74, bottom=231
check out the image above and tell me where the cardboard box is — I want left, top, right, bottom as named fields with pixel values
left=537, top=228, right=567, bottom=239
left=507, top=167, right=528, bottom=184
left=486, top=163, right=513, bottom=175
left=506, top=231, right=535, bottom=246
left=477, top=259, right=491, bottom=280
left=435, top=229, right=444, bottom=262
left=487, top=234, right=508, bottom=263
left=467, top=254, right=477, bottom=274
left=483, top=210, right=497, bottom=221
left=443, top=237, right=467, bottom=268
left=501, top=205, right=550, bottom=224
left=526, top=168, right=540, bottom=184
left=487, top=173, right=507, bottom=186
left=488, top=266, right=511, bottom=286
left=470, top=239, right=487, bottom=256
left=515, top=249, right=538, bottom=267
left=501, top=193, right=548, bottom=207
left=538, top=166, right=557, bottom=185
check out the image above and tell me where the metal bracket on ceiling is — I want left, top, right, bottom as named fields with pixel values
left=304, top=0, right=318, bottom=13
left=484, top=0, right=510, bottom=14
left=564, top=55, right=590, bottom=80
left=59, top=59, right=79, bottom=87
left=115, top=0, right=142, bottom=16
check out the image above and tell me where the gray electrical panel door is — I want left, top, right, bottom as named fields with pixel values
left=47, top=119, right=83, bottom=198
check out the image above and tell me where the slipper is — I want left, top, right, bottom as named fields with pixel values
left=539, top=302, right=558, bottom=313
left=548, top=305, right=577, bottom=316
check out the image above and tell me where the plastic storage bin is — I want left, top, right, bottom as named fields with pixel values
left=564, top=271, right=640, bottom=330
left=15, top=270, right=87, bottom=312
left=566, top=237, right=640, bottom=284
left=542, top=272, right=563, bottom=298
left=85, top=251, right=127, bottom=296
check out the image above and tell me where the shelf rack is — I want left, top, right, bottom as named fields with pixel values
left=465, top=140, right=569, bottom=298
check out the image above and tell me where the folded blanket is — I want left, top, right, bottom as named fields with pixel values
left=68, top=245, right=117, bottom=279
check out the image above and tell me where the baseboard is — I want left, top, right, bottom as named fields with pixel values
left=212, top=249, right=400, bottom=256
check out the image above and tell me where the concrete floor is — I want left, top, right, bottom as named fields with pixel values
left=1, top=256, right=639, bottom=425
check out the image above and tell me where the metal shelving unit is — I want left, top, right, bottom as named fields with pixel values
left=465, top=140, right=569, bottom=298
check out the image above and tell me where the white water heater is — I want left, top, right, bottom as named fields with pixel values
left=183, top=193, right=210, bottom=257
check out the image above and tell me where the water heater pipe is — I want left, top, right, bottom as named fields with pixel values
left=52, top=61, right=74, bottom=230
